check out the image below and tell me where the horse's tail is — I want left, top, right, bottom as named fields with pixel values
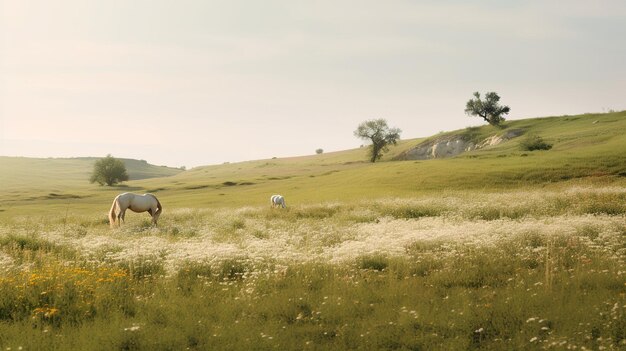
left=155, top=196, right=163, bottom=216
left=108, top=196, right=118, bottom=228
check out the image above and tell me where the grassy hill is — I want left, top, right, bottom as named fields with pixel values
left=136, top=110, right=626, bottom=207
left=0, top=157, right=182, bottom=210
left=0, top=111, right=625, bottom=218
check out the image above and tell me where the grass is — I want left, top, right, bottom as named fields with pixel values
left=0, top=157, right=182, bottom=211
left=0, top=111, right=625, bottom=349
left=0, top=207, right=623, bottom=350
left=2, top=111, right=625, bottom=218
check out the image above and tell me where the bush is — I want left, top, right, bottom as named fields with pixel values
left=519, top=134, right=552, bottom=151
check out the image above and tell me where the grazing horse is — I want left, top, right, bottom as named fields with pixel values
left=270, top=194, right=286, bottom=208
left=108, top=193, right=162, bottom=227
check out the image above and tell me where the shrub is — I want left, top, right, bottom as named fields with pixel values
left=519, top=134, right=552, bottom=151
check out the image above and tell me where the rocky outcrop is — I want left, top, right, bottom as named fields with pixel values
left=400, top=137, right=477, bottom=160
left=398, top=129, right=524, bottom=160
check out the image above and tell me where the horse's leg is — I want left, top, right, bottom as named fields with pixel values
left=148, top=207, right=156, bottom=226
left=119, top=209, right=126, bottom=224
left=116, top=209, right=121, bottom=226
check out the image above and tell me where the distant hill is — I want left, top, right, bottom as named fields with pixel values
left=0, top=156, right=182, bottom=203
left=72, top=157, right=183, bottom=181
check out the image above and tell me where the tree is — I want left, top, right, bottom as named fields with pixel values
left=354, top=119, right=401, bottom=163
left=90, top=154, right=129, bottom=186
left=315, top=148, right=324, bottom=155
left=465, top=91, right=510, bottom=126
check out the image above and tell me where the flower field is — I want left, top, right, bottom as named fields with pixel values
left=0, top=186, right=624, bottom=350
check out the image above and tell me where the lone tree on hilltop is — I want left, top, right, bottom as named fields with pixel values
left=465, top=91, right=510, bottom=126
left=90, top=154, right=129, bottom=186
left=354, top=119, right=401, bottom=163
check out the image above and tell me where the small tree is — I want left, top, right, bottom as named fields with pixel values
left=315, top=148, right=324, bottom=155
left=354, top=119, right=401, bottom=162
left=465, top=91, right=510, bottom=126
left=90, top=154, right=129, bottom=186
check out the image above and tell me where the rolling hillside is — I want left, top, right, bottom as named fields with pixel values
left=0, top=111, right=624, bottom=218
left=0, top=157, right=182, bottom=206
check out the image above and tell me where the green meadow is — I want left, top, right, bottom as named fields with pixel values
left=0, top=111, right=625, bottom=350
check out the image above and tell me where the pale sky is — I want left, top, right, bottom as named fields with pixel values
left=1, top=0, right=625, bottom=168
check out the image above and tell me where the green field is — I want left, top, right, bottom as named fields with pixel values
left=2, top=111, right=626, bottom=218
left=0, top=157, right=182, bottom=217
left=0, top=112, right=625, bottom=350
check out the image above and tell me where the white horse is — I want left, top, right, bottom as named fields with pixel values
left=270, top=194, right=286, bottom=208
left=108, top=192, right=162, bottom=227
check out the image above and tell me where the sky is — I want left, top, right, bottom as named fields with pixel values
left=1, top=0, right=625, bottom=168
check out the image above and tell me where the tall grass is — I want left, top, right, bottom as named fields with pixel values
left=0, top=234, right=623, bottom=350
left=0, top=186, right=624, bottom=350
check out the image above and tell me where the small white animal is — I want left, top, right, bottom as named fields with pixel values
left=270, top=194, right=286, bottom=208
